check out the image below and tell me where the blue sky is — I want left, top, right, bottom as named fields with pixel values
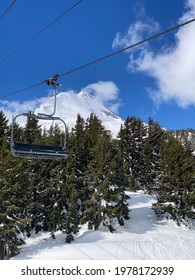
left=0, top=0, right=195, bottom=130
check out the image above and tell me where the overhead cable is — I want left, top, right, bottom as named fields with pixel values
left=0, top=0, right=83, bottom=64
left=0, top=0, right=16, bottom=21
left=58, top=18, right=195, bottom=78
left=0, top=17, right=194, bottom=100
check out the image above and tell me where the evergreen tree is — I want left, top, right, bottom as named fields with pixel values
left=72, top=114, right=89, bottom=177
left=85, top=132, right=130, bottom=232
left=11, top=121, right=24, bottom=144
left=142, top=118, right=163, bottom=193
left=61, top=156, right=81, bottom=243
left=85, top=113, right=105, bottom=149
left=54, top=115, right=89, bottom=243
left=102, top=139, right=130, bottom=228
left=27, top=160, right=53, bottom=233
left=23, top=116, right=42, bottom=144
left=153, top=133, right=195, bottom=226
left=0, top=136, right=31, bottom=258
left=45, top=123, right=63, bottom=146
left=0, top=111, right=8, bottom=147
left=118, top=116, right=146, bottom=190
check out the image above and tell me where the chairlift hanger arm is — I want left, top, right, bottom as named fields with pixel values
left=42, top=74, right=62, bottom=117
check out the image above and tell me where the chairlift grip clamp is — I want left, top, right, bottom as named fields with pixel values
left=44, top=74, right=62, bottom=87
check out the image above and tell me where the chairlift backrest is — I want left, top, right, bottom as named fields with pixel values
left=10, top=75, right=68, bottom=160
left=10, top=112, right=68, bottom=160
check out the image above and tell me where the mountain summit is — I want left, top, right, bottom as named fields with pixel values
left=35, top=90, right=123, bottom=137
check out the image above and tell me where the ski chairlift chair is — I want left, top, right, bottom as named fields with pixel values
left=10, top=75, right=69, bottom=160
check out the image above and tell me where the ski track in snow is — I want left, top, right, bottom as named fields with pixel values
left=13, top=191, right=195, bottom=260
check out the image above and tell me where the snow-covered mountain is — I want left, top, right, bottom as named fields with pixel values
left=34, top=91, right=123, bottom=137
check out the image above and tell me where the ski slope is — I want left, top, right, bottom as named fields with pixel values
left=13, top=191, right=195, bottom=260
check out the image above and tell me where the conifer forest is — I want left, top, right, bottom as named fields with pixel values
left=0, top=110, right=195, bottom=259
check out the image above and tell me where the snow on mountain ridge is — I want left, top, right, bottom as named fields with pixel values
left=34, top=90, right=123, bottom=137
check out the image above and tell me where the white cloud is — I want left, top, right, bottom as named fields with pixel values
left=112, top=0, right=195, bottom=108
left=112, top=19, right=160, bottom=52
left=82, top=81, right=120, bottom=113
left=180, top=0, right=195, bottom=21
left=0, top=97, right=49, bottom=124
left=82, top=81, right=119, bottom=101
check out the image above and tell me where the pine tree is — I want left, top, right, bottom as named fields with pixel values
left=142, top=118, right=163, bottom=193
left=27, top=160, right=53, bottom=233
left=153, top=133, right=195, bottom=226
left=118, top=116, right=146, bottom=190
left=61, top=157, right=81, bottom=243
left=45, top=123, right=63, bottom=146
left=103, top=139, right=130, bottom=228
left=54, top=115, right=89, bottom=243
left=23, top=116, right=42, bottom=144
left=0, top=111, right=8, bottom=147
left=85, top=132, right=130, bottom=232
left=11, top=121, right=24, bottom=144
left=83, top=134, right=108, bottom=230
left=73, top=114, right=89, bottom=177
left=85, top=113, right=105, bottom=148
left=0, top=136, right=31, bottom=258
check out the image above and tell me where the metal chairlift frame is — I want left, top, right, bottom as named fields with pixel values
left=10, top=75, right=68, bottom=160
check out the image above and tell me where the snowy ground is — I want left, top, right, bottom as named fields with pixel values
left=13, top=191, right=195, bottom=260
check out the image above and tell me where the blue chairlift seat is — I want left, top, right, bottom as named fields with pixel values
left=10, top=113, right=68, bottom=160
left=12, top=143, right=68, bottom=160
